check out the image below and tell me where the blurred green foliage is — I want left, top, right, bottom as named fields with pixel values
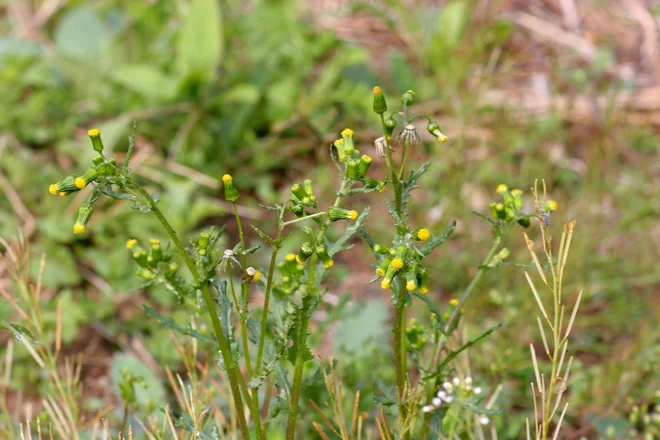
left=0, top=0, right=658, bottom=438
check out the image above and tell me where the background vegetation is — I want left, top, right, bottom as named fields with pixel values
left=0, top=0, right=658, bottom=438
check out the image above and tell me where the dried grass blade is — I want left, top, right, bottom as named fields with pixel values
left=524, top=234, right=548, bottom=286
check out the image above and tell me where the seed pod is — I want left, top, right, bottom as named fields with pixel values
left=372, top=86, right=387, bottom=114
left=75, top=168, right=98, bottom=189
left=327, top=206, right=358, bottom=222
left=296, top=242, right=314, bottom=264
left=222, top=174, right=240, bottom=202
left=376, top=258, right=391, bottom=277
left=358, top=155, right=372, bottom=178
left=88, top=128, right=104, bottom=152
left=316, top=244, right=334, bottom=269
left=384, top=117, right=397, bottom=140
left=73, top=203, right=93, bottom=234
left=49, top=175, right=80, bottom=196
left=426, top=121, right=448, bottom=142
left=418, top=266, right=428, bottom=294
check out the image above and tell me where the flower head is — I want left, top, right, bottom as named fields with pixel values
left=397, top=124, right=420, bottom=148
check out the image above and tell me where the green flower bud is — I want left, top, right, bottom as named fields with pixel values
left=510, top=189, right=523, bottom=211
left=496, top=184, right=512, bottom=205
left=333, top=138, right=348, bottom=163
left=278, top=261, right=291, bottom=278
left=285, top=253, right=298, bottom=272
left=372, top=86, right=387, bottom=114
left=198, top=248, right=207, bottom=256
left=376, top=258, right=391, bottom=277
left=341, top=128, right=356, bottom=157
left=137, top=268, right=156, bottom=280
left=373, top=244, right=390, bottom=255
left=496, top=247, right=510, bottom=262
left=346, top=159, right=360, bottom=180
left=73, top=203, right=93, bottom=234
left=88, top=128, right=104, bottom=152
left=418, top=266, right=428, bottom=294
left=316, top=244, right=334, bottom=269
left=381, top=263, right=399, bottom=290
left=296, top=242, right=314, bottom=264
left=405, top=262, right=419, bottom=291
left=49, top=175, right=80, bottom=196
left=426, top=121, right=448, bottom=142
left=518, top=216, right=531, bottom=228
left=358, top=155, right=372, bottom=178
left=384, top=117, right=397, bottom=140
left=75, top=168, right=98, bottom=189
left=167, top=263, right=178, bottom=275
left=222, top=174, right=240, bottom=202
left=150, top=239, right=162, bottom=263
left=401, top=90, right=415, bottom=106
left=133, top=250, right=148, bottom=267
left=92, top=155, right=104, bottom=166
left=303, top=179, right=314, bottom=197
left=291, top=183, right=308, bottom=201
left=289, top=199, right=304, bottom=217
left=327, top=206, right=358, bottom=222
left=198, top=231, right=211, bottom=249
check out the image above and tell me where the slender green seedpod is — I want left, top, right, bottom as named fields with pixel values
left=49, top=175, right=80, bottom=196
left=384, top=117, right=397, bottom=140
left=296, top=242, right=314, bottom=264
left=358, top=155, right=372, bottom=178
left=373, top=86, right=387, bottom=114
left=418, top=266, right=428, bottom=294
left=341, top=128, right=356, bottom=157
left=406, top=261, right=419, bottom=291
left=333, top=138, right=348, bottom=163
left=346, top=159, right=359, bottom=180
left=414, top=228, right=431, bottom=241
left=222, top=174, right=240, bottom=202
left=518, top=216, right=531, bottom=228
left=511, top=189, right=523, bottom=211
left=376, top=258, right=392, bottom=277
left=133, top=250, right=148, bottom=267
left=426, top=121, right=448, bottom=142
left=316, top=244, right=334, bottom=269
left=401, top=90, right=415, bottom=106
left=73, top=203, right=93, bottom=234
left=150, top=239, right=163, bottom=262
left=373, top=244, right=390, bottom=255
left=198, top=231, right=211, bottom=249
left=75, top=168, right=98, bottom=189
left=92, top=155, right=104, bottom=166
left=327, top=206, right=358, bottom=222
left=88, top=128, right=104, bottom=152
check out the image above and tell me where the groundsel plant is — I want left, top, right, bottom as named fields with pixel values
left=364, top=88, right=535, bottom=439
left=524, top=180, right=582, bottom=440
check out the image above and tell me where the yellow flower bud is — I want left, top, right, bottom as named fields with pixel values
left=126, top=239, right=138, bottom=249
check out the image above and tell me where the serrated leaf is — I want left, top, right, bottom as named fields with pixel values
left=471, top=210, right=497, bottom=226
left=327, top=207, right=371, bottom=257
left=210, top=278, right=235, bottom=342
left=413, top=293, right=445, bottom=328
left=142, top=305, right=217, bottom=347
left=242, top=245, right=260, bottom=255
left=420, top=220, right=456, bottom=256
left=402, top=162, right=430, bottom=208
left=385, top=200, right=406, bottom=230
left=425, top=322, right=502, bottom=381
left=251, top=225, right=276, bottom=245
left=176, top=0, right=223, bottom=81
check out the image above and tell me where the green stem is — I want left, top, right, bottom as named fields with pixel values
left=420, top=236, right=503, bottom=440
left=283, top=211, right=327, bottom=226
left=233, top=202, right=264, bottom=439
left=133, top=185, right=250, bottom=439
left=394, top=294, right=409, bottom=434
left=255, top=229, right=282, bottom=371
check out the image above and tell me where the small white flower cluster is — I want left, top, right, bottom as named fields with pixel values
left=421, top=376, right=488, bottom=425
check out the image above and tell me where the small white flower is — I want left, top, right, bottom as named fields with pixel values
left=374, top=137, right=387, bottom=158
left=464, top=377, right=472, bottom=386
left=437, top=390, right=446, bottom=399
left=452, top=377, right=461, bottom=387
left=422, top=405, right=435, bottom=413
left=246, top=267, right=257, bottom=276
left=479, top=415, right=489, bottom=425
left=432, top=397, right=441, bottom=407
left=443, top=382, right=454, bottom=393
left=474, top=387, right=482, bottom=395
left=443, top=395, right=454, bottom=403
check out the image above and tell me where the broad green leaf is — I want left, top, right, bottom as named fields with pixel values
left=176, top=0, right=223, bottom=81
left=111, top=64, right=178, bottom=100
left=437, top=0, right=470, bottom=49
left=54, top=7, right=111, bottom=61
